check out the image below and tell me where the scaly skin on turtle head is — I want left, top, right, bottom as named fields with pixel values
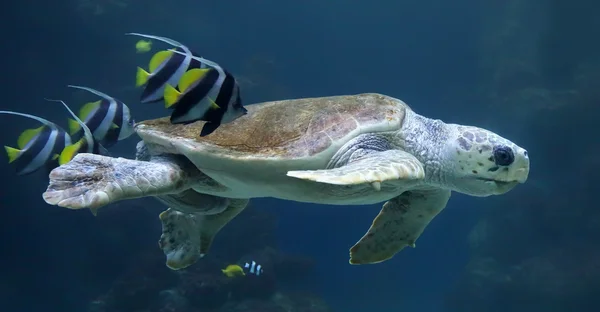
left=401, top=111, right=529, bottom=196
left=442, top=124, right=529, bottom=196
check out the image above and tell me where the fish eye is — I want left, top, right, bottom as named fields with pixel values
left=493, top=145, right=514, bottom=166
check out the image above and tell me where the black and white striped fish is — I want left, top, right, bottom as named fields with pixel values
left=127, top=33, right=203, bottom=103
left=127, top=32, right=247, bottom=136
left=0, top=111, right=71, bottom=175
left=242, top=260, right=264, bottom=276
left=66, top=85, right=135, bottom=148
left=44, top=99, right=109, bottom=166
left=164, top=49, right=247, bottom=136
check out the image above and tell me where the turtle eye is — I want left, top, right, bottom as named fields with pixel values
left=493, top=145, right=514, bottom=166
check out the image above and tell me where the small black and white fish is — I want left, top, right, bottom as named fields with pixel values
left=127, top=33, right=202, bottom=103
left=44, top=99, right=109, bottom=166
left=66, top=85, right=135, bottom=148
left=0, top=111, right=71, bottom=175
left=164, top=50, right=247, bottom=136
left=242, top=260, right=264, bottom=276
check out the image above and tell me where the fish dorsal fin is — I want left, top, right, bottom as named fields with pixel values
left=17, top=126, right=45, bottom=149
left=67, top=85, right=115, bottom=101
left=45, top=98, right=96, bottom=152
left=68, top=118, right=81, bottom=135
left=179, top=68, right=212, bottom=92
left=0, top=110, right=57, bottom=128
left=169, top=49, right=221, bottom=69
left=79, top=100, right=101, bottom=120
left=149, top=50, right=173, bottom=73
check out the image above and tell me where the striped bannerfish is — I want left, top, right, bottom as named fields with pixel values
left=163, top=50, right=247, bottom=137
left=66, top=85, right=135, bottom=148
left=0, top=111, right=71, bottom=175
left=44, top=99, right=109, bottom=167
left=47, top=98, right=108, bottom=217
left=127, top=33, right=203, bottom=103
left=127, top=33, right=247, bottom=136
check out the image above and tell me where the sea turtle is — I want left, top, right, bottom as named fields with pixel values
left=42, top=93, right=530, bottom=270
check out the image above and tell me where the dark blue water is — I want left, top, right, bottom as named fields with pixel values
left=1, top=1, right=599, bottom=311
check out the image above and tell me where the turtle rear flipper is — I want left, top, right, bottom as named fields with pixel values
left=158, top=198, right=248, bottom=270
left=42, top=153, right=196, bottom=211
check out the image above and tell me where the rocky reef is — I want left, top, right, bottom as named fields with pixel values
left=86, top=207, right=328, bottom=312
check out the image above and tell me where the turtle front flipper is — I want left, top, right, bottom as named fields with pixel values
left=43, top=153, right=198, bottom=211
left=349, top=188, right=451, bottom=264
left=286, top=150, right=425, bottom=189
left=158, top=197, right=248, bottom=270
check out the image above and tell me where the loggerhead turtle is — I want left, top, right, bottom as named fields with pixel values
left=42, top=93, right=530, bottom=270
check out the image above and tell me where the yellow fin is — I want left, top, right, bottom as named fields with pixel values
left=149, top=50, right=173, bottom=73
left=110, top=122, right=119, bottom=129
left=163, top=84, right=181, bottom=108
left=17, top=126, right=44, bottom=149
left=79, top=100, right=101, bottom=121
left=68, top=118, right=81, bottom=135
left=136, top=67, right=150, bottom=87
left=221, top=268, right=232, bottom=277
left=59, top=140, right=83, bottom=165
left=52, top=154, right=59, bottom=160
left=208, top=98, right=220, bottom=110
left=178, top=68, right=212, bottom=93
left=4, top=146, right=21, bottom=163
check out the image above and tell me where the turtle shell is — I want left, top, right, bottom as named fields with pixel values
left=136, top=93, right=407, bottom=162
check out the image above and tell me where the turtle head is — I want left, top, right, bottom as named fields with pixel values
left=442, top=125, right=529, bottom=196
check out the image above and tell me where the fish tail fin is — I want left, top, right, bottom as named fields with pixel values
left=163, top=84, right=181, bottom=108
left=68, top=118, right=81, bottom=135
left=59, top=140, right=83, bottom=165
left=136, top=67, right=150, bottom=87
left=4, top=146, right=21, bottom=163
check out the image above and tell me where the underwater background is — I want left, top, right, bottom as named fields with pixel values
left=1, top=0, right=599, bottom=311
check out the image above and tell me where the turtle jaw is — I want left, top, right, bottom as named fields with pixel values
left=449, top=175, right=523, bottom=197
left=475, top=177, right=521, bottom=194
